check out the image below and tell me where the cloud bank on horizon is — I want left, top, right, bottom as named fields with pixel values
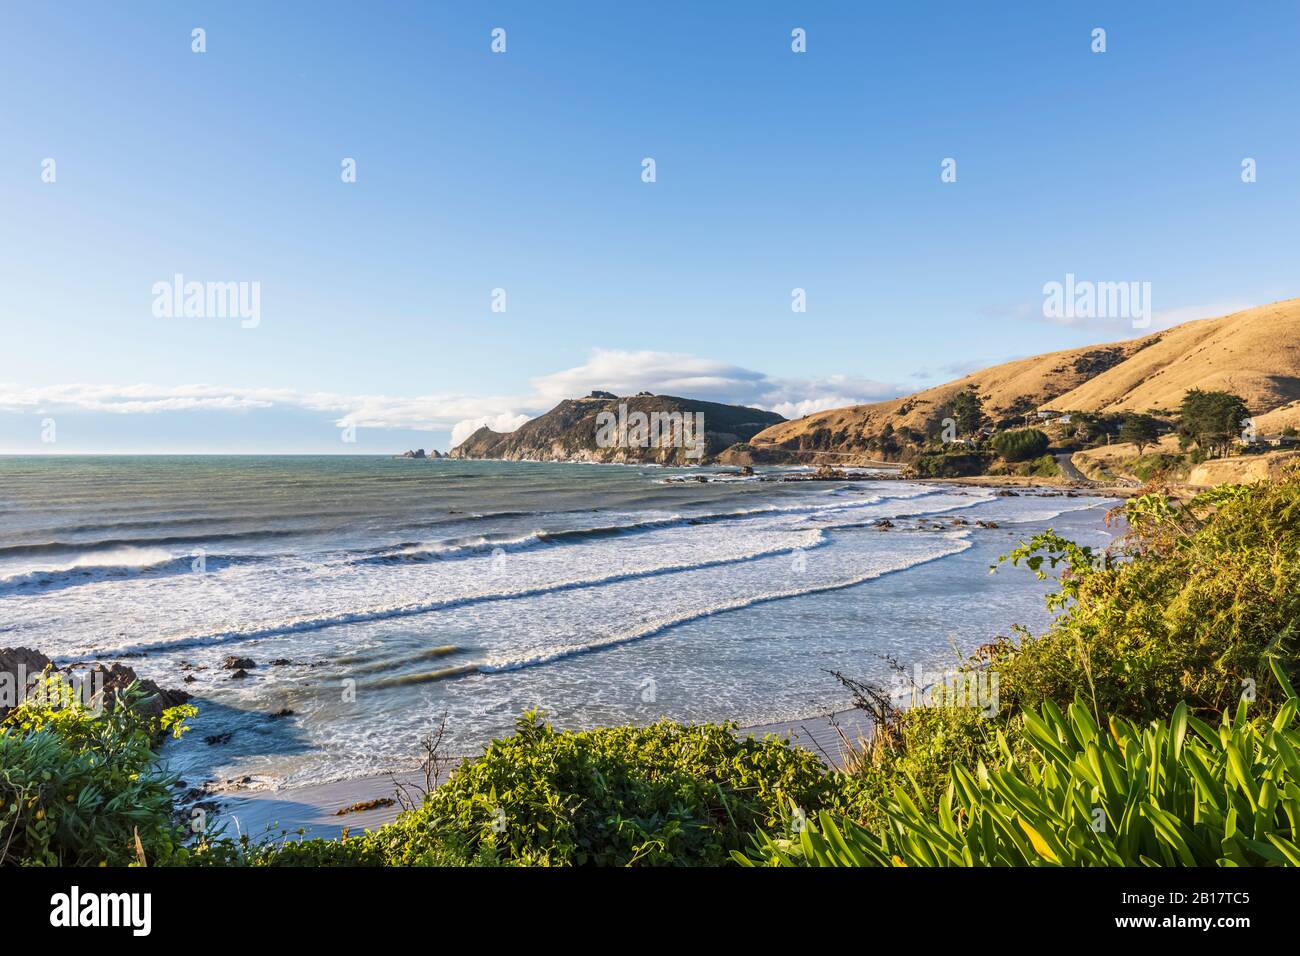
left=0, top=348, right=903, bottom=452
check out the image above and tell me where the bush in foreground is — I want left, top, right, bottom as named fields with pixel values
left=741, top=661, right=1300, bottom=867
left=0, top=677, right=194, bottom=866
left=372, top=712, right=837, bottom=866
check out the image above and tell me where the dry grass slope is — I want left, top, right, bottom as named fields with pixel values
left=1047, top=299, right=1300, bottom=414
left=747, top=298, right=1300, bottom=462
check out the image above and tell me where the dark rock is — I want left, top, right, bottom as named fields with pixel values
left=1, top=649, right=189, bottom=735
left=0, top=647, right=54, bottom=715
left=85, top=662, right=191, bottom=723
left=229, top=669, right=249, bottom=680
left=204, top=732, right=233, bottom=746
left=268, top=658, right=292, bottom=666
left=222, top=656, right=255, bottom=670
left=269, top=708, right=294, bottom=719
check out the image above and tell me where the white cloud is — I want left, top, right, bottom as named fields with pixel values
left=528, top=349, right=769, bottom=405
left=449, top=413, right=532, bottom=447
left=0, top=350, right=906, bottom=449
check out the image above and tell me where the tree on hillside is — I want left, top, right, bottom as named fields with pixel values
left=1177, top=389, right=1250, bottom=459
left=949, top=388, right=986, bottom=436
left=1118, top=413, right=1160, bottom=455
left=992, top=428, right=1050, bottom=462
left=931, top=387, right=986, bottom=442
left=879, top=421, right=899, bottom=457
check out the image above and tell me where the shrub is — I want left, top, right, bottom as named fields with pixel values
left=992, top=478, right=1300, bottom=721
left=0, top=677, right=194, bottom=866
left=1022, top=454, right=1059, bottom=477
left=992, top=428, right=1050, bottom=462
left=908, top=451, right=992, bottom=478
left=1130, top=452, right=1186, bottom=482
left=375, top=713, right=838, bottom=866
left=182, top=830, right=454, bottom=868
left=740, top=662, right=1300, bottom=867
left=839, top=702, right=1005, bottom=832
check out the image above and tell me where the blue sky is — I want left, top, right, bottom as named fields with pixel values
left=2, top=1, right=1297, bottom=453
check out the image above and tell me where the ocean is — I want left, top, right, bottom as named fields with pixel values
left=0, top=455, right=1117, bottom=790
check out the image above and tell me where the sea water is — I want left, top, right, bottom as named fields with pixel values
left=0, top=456, right=1118, bottom=789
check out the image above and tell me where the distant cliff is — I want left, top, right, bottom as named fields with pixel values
left=448, top=393, right=785, bottom=465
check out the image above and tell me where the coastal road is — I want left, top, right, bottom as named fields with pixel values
left=1053, top=451, right=1088, bottom=483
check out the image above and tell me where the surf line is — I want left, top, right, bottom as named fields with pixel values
left=91, top=532, right=832, bottom=660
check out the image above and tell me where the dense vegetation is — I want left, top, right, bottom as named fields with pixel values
left=5, top=471, right=1299, bottom=867
left=991, top=428, right=1050, bottom=462
left=743, top=663, right=1300, bottom=866
left=0, top=680, right=194, bottom=866
left=1178, top=389, right=1252, bottom=458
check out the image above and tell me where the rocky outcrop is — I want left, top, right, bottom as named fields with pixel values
left=0, top=647, right=190, bottom=726
left=0, top=647, right=54, bottom=715
left=448, top=394, right=785, bottom=465
left=85, top=662, right=191, bottom=721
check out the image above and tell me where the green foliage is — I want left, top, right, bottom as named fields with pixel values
left=995, top=476, right=1300, bottom=721
left=1022, top=453, right=1060, bottom=477
left=181, top=829, right=471, bottom=868
left=992, top=428, right=1050, bottom=462
left=840, top=703, right=1005, bottom=833
left=375, top=713, right=837, bottom=866
left=0, top=677, right=193, bottom=866
left=993, top=529, right=1108, bottom=612
left=740, top=662, right=1300, bottom=867
left=945, top=388, right=986, bottom=437
left=1119, top=413, right=1161, bottom=454
left=908, top=451, right=992, bottom=478
left=1178, top=389, right=1250, bottom=458
left=1130, top=452, right=1187, bottom=482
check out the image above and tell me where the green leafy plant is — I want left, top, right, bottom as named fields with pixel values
left=993, top=476, right=1300, bottom=720
left=741, top=661, right=1300, bottom=867
left=375, top=712, right=837, bottom=866
left=0, top=676, right=194, bottom=866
